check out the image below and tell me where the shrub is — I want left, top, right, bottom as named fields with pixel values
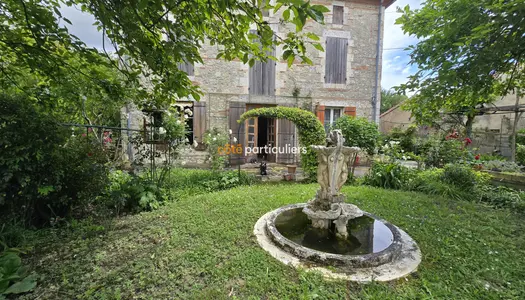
left=239, top=107, right=325, bottom=181
left=387, top=125, right=417, bottom=153
left=363, top=162, right=416, bottom=189
left=0, top=94, right=109, bottom=226
left=203, top=128, right=231, bottom=171
left=441, top=163, right=479, bottom=189
left=420, top=135, right=467, bottom=167
left=478, top=185, right=525, bottom=211
left=332, top=116, right=380, bottom=155
left=516, top=144, right=525, bottom=166
left=482, top=160, right=521, bottom=173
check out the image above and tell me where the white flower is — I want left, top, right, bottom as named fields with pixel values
left=158, top=127, right=166, bottom=135
left=184, top=114, right=189, bottom=119
left=176, top=120, right=181, bottom=124
left=213, top=137, right=216, bottom=141
left=402, top=156, right=407, bottom=160
left=184, top=108, right=192, bottom=115
left=401, top=149, right=404, bottom=153
left=229, top=129, right=233, bottom=135
left=233, top=137, right=237, bottom=143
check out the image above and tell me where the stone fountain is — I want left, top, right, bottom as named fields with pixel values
left=254, top=130, right=421, bottom=282
left=303, top=130, right=362, bottom=238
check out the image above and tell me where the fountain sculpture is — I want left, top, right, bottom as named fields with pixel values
left=254, top=130, right=421, bottom=281
left=303, top=130, right=362, bottom=238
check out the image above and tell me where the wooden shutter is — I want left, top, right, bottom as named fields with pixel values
left=178, top=61, right=194, bottom=76
left=193, top=101, right=206, bottom=145
left=325, top=37, right=348, bottom=84
left=344, top=106, right=356, bottom=117
left=229, top=102, right=246, bottom=165
left=277, top=104, right=296, bottom=164
left=262, top=48, right=276, bottom=96
left=333, top=6, right=344, bottom=25
left=249, top=30, right=275, bottom=95
left=316, top=105, right=326, bottom=123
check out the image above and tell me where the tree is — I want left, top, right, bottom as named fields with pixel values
left=380, top=88, right=407, bottom=114
left=395, top=0, right=525, bottom=136
left=1, top=0, right=329, bottom=109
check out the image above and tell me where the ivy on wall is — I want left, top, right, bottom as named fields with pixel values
left=239, top=107, right=326, bottom=180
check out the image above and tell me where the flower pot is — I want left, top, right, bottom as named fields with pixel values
left=287, top=165, right=297, bottom=174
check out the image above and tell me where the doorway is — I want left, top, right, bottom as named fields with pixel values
left=245, top=104, right=276, bottom=163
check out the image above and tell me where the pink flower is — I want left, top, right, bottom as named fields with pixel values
left=464, top=138, right=472, bottom=145
left=82, top=133, right=87, bottom=137
left=103, top=131, right=110, bottom=136
left=88, top=128, right=93, bottom=133
left=475, top=154, right=480, bottom=160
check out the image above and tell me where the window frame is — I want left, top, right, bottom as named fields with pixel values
left=324, top=107, right=343, bottom=131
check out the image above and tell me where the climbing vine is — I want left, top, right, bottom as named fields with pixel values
left=239, top=107, right=325, bottom=180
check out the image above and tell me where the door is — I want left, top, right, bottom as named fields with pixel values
left=277, top=104, right=296, bottom=164
left=229, top=102, right=246, bottom=166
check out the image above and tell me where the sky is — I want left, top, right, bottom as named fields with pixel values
left=60, top=0, right=423, bottom=92
left=382, top=0, right=423, bottom=91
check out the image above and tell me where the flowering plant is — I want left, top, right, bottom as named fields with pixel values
left=203, top=128, right=230, bottom=171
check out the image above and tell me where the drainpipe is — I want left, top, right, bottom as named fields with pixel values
left=372, top=0, right=384, bottom=124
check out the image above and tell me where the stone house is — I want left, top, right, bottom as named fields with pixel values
left=125, top=0, right=395, bottom=167
left=379, top=91, right=525, bottom=157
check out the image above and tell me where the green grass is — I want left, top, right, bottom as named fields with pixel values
left=18, top=184, right=525, bottom=299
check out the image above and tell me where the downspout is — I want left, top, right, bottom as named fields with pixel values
left=372, top=0, right=385, bottom=124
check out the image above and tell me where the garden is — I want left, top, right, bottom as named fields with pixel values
left=2, top=102, right=525, bottom=298
left=2, top=0, right=525, bottom=298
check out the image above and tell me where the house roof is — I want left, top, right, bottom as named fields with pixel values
left=384, top=0, right=397, bottom=8
left=380, top=100, right=406, bottom=118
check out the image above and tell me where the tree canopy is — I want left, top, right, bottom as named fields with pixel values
left=395, top=0, right=525, bottom=125
left=380, top=89, right=407, bottom=114
left=1, top=0, right=329, bottom=111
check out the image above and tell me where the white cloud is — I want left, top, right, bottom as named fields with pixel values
left=381, top=0, right=423, bottom=91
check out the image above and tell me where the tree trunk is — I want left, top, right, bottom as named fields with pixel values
left=465, top=114, right=475, bottom=138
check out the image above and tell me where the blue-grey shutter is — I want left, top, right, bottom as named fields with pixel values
left=325, top=37, right=348, bottom=84
left=178, top=61, right=194, bottom=76
left=249, top=30, right=275, bottom=95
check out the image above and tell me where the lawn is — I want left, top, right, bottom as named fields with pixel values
left=18, top=184, right=525, bottom=299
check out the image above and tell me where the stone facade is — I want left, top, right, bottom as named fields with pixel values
left=125, top=0, right=391, bottom=166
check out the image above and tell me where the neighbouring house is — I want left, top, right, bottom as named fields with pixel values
left=379, top=91, right=525, bottom=157
left=124, top=0, right=395, bottom=167
left=379, top=101, right=412, bottom=133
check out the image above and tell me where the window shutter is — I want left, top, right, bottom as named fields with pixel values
left=193, top=101, right=206, bottom=145
left=316, top=105, right=325, bottom=123
left=277, top=104, right=296, bottom=164
left=178, top=61, right=194, bottom=76
left=229, top=102, right=246, bottom=165
left=333, top=6, right=344, bottom=25
left=249, top=30, right=275, bottom=95
left=344, top=106, right=356, bottom=117
left=325, top=37, right=348, bottom=84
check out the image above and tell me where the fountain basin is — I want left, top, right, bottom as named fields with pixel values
left=255, top=203, right=421, bottom=281
left=266, top=203, right=403, bottom=268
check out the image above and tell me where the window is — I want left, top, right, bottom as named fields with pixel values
left=177, top=61, right=194, bottom=76
left=325, top=37, right=348, bottom=84
left=333, top=5, right=344, bottom=25
left=249, top=31, right=276, bottom=95
left=324, top=107, right=342, bottom=131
